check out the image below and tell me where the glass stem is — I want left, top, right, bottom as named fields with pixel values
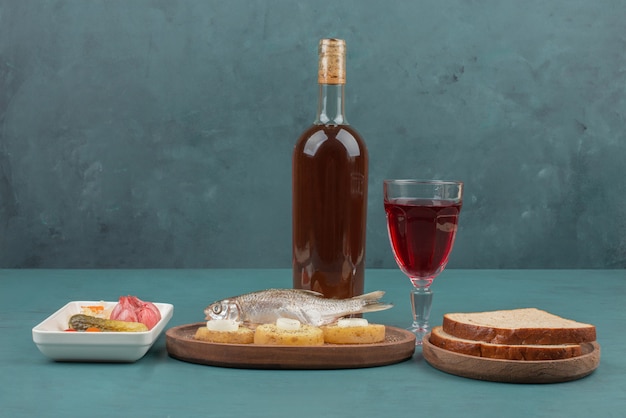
left=410, top=286, right=433, bottom=345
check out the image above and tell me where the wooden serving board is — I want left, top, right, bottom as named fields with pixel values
left=166, top=323, right=416, bottom=369
left=422, top=333, right=600, bottom=383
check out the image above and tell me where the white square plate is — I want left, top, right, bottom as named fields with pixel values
left=32, top=301, right=174, bottom=362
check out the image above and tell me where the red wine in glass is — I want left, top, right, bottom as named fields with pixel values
left=383, top=180, right=463, bottom=345
left=384, top=198, right=462, bottom=287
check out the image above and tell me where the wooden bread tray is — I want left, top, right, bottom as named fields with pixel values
left=422, top=332, right=600, bottom=383
left=166, top=322, right=416, bottom=370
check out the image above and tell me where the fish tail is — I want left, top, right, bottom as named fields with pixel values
left=353, top=291, right=393, bottom=313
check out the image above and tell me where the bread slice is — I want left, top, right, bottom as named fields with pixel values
left=430, top=326, right=583, bottom=360
left=254, top=324, right=324, bottom=346
left=321, top=323, right=386, bottom=344
left=442, top=308, right=596, bottom=345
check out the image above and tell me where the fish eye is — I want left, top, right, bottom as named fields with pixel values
left=211, top=304, right=222, bottom=314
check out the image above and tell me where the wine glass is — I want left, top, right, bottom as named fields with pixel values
left=383, top=180, right=463, bottom=345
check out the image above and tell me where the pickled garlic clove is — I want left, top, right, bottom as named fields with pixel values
left=125, top=296, right=142, bottom=309
left=136, top=304, right=161, bottom=330
left=135, top=297, right=162, bottom=329
left=110, top=296, right=139, bottom=322
left=110, top=295, right=162, bottom=330
left=139, top=298, right=161, bottom=319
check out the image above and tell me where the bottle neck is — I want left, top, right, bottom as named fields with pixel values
left=315, top=84, right=347, bottom=125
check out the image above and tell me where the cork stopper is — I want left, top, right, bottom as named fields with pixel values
left=318, top=38, right=346, bottom=85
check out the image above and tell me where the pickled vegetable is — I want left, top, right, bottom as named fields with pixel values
left=110, top=296, right=161, bottom=330
left=68, top=314, right=149, bottom=332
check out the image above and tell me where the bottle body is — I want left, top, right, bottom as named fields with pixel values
left=292, top=39, right=368, bottom=299
left=292, top=124, right=368, bottom=299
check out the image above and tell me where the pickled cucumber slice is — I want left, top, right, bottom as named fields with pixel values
left=68, top=314, right=149, bottom=332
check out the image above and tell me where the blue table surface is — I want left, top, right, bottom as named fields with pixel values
left=1, top=269, right=625, bottom=418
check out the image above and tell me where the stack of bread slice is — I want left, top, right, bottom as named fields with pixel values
left=429, top=308, right=596, bottom=361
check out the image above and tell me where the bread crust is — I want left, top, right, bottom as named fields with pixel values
left=430, top=326, right=583, bottom=360
left=442, top=308, right=596, bottom=345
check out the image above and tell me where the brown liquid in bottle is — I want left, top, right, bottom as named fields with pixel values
left=292, top=124, right=368, bottom=299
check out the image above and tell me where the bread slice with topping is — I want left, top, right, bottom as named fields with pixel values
left=430, top=326, right=583, bottom=360
left=194, top=325, right=254, bottom=344
left=442, top=308, right=596, bottom=345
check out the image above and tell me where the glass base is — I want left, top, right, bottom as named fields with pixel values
left=407, top=322, right=429, bottom=346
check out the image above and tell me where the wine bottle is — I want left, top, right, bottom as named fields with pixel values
left=292, top=38, right=368, bottom=299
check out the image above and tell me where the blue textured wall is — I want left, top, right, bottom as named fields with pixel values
left=1, top=0, right=625, bottom=269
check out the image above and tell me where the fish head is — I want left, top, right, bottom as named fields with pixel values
left=204, top=299, right=241, bottom=322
